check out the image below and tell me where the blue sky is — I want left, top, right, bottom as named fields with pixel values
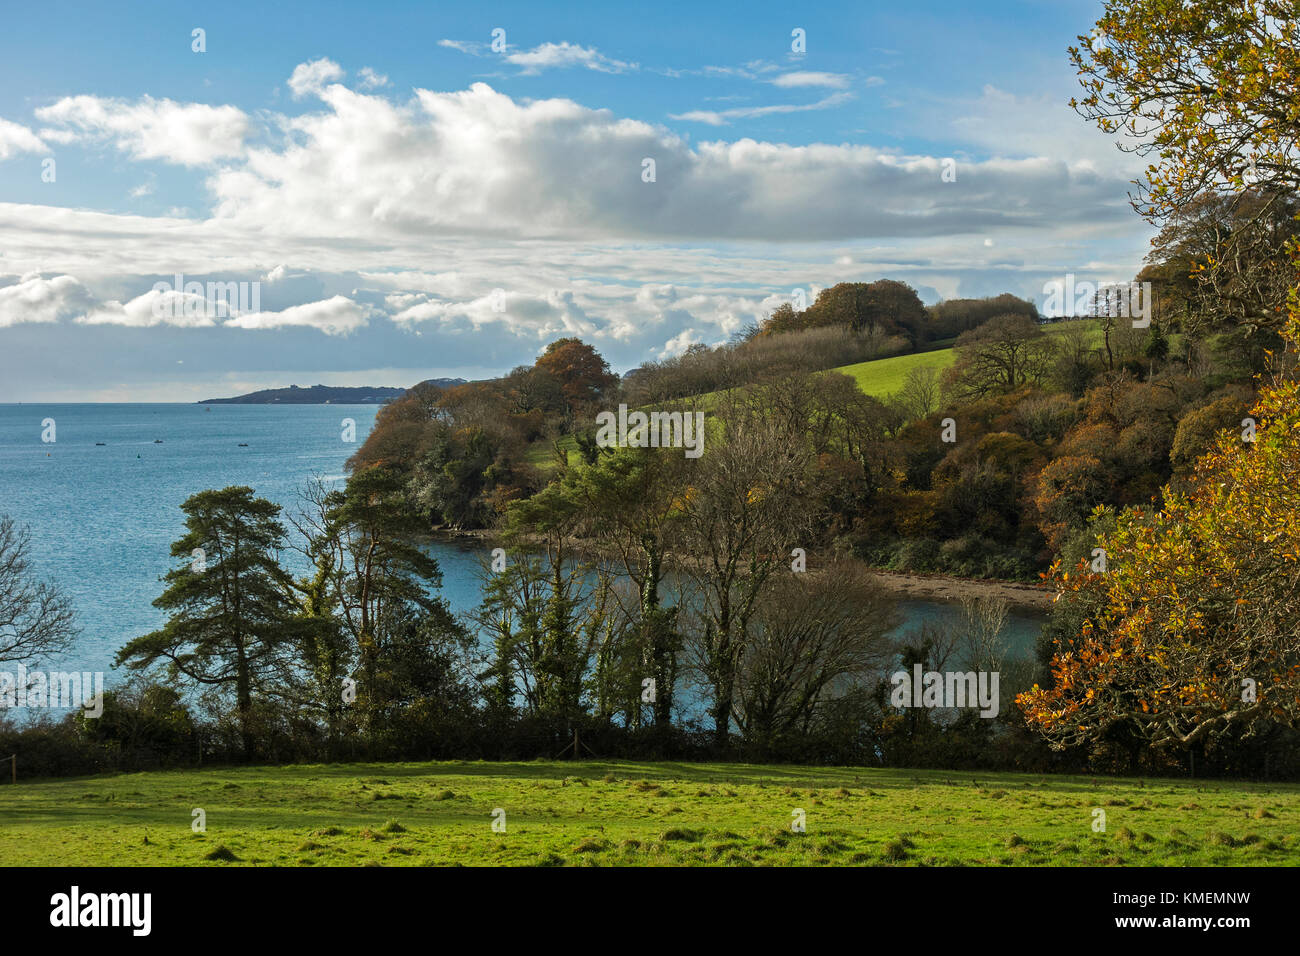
left=0, top=0, right=1151, bottom=401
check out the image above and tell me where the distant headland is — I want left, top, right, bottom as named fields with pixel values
left=198, top=381, right=465, bottom=404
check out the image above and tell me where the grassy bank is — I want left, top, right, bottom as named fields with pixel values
left=2, top=760, right=1296, bottom=866
left=831, top=348, right=957, bottom=398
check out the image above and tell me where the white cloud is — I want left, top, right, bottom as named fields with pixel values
left=661, top=327, right=703, bottom=357
left=0, top=74, right=1155, bottom=385
left=288, top=58, right=346, bottom=98
left=358, top=67, right=389, bottom=89
left=35, top=95, right=248, bottom=166
left=771, top=72, right=850, bottom=89
left=439, top=38, right=636, bottom=74
left=438, top=39, right=482, bottom=55
left=0, top=55, right=1165, bottom=402
left=505, top=42, right=636, bottom=75
left=366, top=270, right=476, bottom=298
left=224, top=295, right=369, bottom=334
left=14, top=80, right=1140, bottom=248
left=80, top=287, right=223, bottom=328
left=920, top=84, right=1144, bottom=177
left=0, top=274, right=95, bottom=326
left=197, top=82, right=1131, bottom=245
left=0, top=272, right=366, bottom=334
left=0, top=118, right=46, bottom=160
left=391, top=288, right=596, bottom=339
left=670, top=91, right=854, bottom=125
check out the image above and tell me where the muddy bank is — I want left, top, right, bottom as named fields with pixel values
left=867, top=569, right=1054, bottom=611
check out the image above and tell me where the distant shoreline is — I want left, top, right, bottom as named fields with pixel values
left=199, top=379, right=469, bottom=404
left=199, top=384, right=406, bottom=405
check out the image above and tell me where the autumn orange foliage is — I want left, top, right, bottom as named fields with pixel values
left=1019, top=291, right=1300, bottom=751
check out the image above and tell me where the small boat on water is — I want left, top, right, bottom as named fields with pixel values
left=95, top=442, right=106, bottom=446
left=238, top=443, right=249, bottom=447
left=153, top=439, right=164, bottom=444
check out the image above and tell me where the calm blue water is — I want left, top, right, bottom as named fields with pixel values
left=0, top=404, right=384, bottom=678
left=0, top=403, right=1042, bottom=703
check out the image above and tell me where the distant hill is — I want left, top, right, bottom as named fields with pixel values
left=198, top=381, right=464, bottom=404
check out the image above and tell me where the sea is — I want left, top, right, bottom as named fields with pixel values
left=0, top=403, right=1044, bottom=708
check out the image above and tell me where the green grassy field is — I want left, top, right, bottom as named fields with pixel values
left=831, top=349, right=957, bottom=398
left=522, top=434, right=579, bottom=471
left=2, top=760, right=1296, bottom=866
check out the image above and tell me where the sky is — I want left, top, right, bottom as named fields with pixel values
left=0, top=0, right=1153, bottom=402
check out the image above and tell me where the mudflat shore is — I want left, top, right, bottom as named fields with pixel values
left=867, top=569, right=1054, bottom=610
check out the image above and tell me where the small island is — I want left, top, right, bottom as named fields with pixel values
left=198, top=381, right=463, bottom=404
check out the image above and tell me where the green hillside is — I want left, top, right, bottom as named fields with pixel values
left=833, top=319, right=1124, bottom=398
left=831, top=348, right=957, bottom=398
left=523, top=320, right=1117, bottom=470
left=523, top=434, right=579, bottom=470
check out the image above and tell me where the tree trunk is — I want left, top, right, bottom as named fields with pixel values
left=640, top=541, right=676, bottom=726
left=236, top=643, right=254, bottom=760
left=711, top=645, right=733, bottom=750
left=711, top=694, right=731, bottom=750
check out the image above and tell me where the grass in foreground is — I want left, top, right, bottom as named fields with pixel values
left=1, top=760, right=1296, bottom=866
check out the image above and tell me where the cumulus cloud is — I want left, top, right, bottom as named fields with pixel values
left=391, top=288, right=596, bottom=339
left=224, top=295, right=369, bottom=334
left=0, top=73, right=1156, bottom=395
left=202, top=81, right=1130, bottom=244
left=0, top=49, right=1165, bottom=402
left=80, top=287, right=224, bottom=328
left=661, top=327, right=704, bottom=357
left=288, top=58, right=346, bottom=98
left=382, top=280, right=785, bottom=354
left=12, top=73, right=1141, bottom=250
left=35, top=95, right=248, bottom=166
left=0, top=118, right=46, bottom=160
left=0, top=274, right=96, bottom=326
left=0, top=271, right=368, bottom=334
